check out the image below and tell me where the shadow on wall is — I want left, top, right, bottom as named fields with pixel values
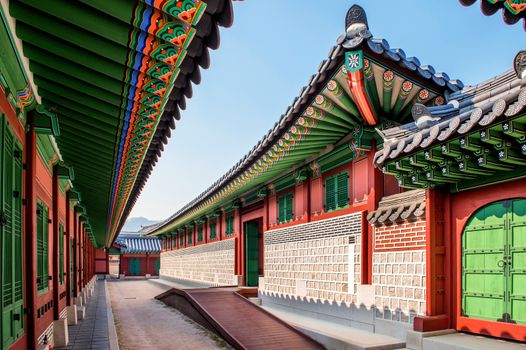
left=260, top=292, right=421, bottom=325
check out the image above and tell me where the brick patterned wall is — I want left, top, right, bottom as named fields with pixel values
left=261, top=212, right=363, bottom=304
left=374, top=218, right=426, bottom=251
left=373, top=250, right=426, bottom=323
left=160, top=238, right=235, bottom=286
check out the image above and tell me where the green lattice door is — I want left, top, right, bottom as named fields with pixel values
left=70, top=240, right=74, bottom=297
left=1, top=115, right=24, bottom=350
left=154, top=259, right=160, bottom=275
left=244, top=221, right=259, bottom=287
left=462, top=198, right=526, bottom=324
left=129, top=258, right=141, bottom=275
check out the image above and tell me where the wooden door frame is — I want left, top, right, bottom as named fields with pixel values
left=243, top=219, right=261, bottom=287
left=452, top=179, right=526, bottom=341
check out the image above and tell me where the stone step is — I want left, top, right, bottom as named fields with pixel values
left=262, top=305, right=406, bottom=350
left=422, top=332, right=526, bottom=350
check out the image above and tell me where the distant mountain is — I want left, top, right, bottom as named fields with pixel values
left=120, top=217, right=158, bottom=234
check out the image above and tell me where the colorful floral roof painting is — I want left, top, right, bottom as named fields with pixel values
left=459, top=0, right=526, bottom=30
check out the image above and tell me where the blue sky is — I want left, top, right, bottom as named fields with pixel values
left=129, top=0, right=522, bottom=221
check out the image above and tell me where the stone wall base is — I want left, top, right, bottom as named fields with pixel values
left=260, top=293, right=414, bottom=340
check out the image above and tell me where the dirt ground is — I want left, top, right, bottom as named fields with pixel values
left=108, top=279, right=230, bottom=350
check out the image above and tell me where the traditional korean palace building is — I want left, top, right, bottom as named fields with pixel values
left=0, top=0, right=233, bottom=349
left=146, top=4, right=526, bottom=344
left=112, top=234, right=161, bottom=277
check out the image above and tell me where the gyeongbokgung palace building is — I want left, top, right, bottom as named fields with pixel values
left=0, top=0, right=525, bottom=349
left=146, top=3, right=526, bottom=344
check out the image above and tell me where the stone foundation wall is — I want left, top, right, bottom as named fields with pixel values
left=160, top=238, right=236, bottom=286
left=372, top=218, right=427, bottom=323
left=261, top=212, right=363, bottom=304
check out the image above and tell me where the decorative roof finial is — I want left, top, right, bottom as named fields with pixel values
left=514, top=50, right=526, bottom=79
left=340, top=4, right=371, bottom=49
left=345, top=4, right=368, bottom=31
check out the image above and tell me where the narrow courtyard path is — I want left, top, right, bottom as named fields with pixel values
left=107, top=280, right=231, bottom=350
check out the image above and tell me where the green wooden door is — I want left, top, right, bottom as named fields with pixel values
left=154, top=259, right=160, bottom=275
left=509, top=199, right=526, bottom=324
left=462, top=198, right=526, bottom=324
left=129, top=258, right=141, bottom=275
left=1, top=115, right=24, bottom=349
left=70, top=239, right=74, bottom=297
left=244, top=221, right=259, bottom=287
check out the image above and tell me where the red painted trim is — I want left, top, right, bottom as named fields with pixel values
left=24, top=122, right=38, bottom=350
left=0, top=86, right=25, bottom=142
left=451, top=179, right=526, bottom=341
left=52, top=166, right=59, bottom=320
left=66, top=192, right=72, bottom=306
left=414, top=314, right=449, bottom=332
left=457, top=317, right=526, bottom=342
left=346, top=70, right=377, bottom=125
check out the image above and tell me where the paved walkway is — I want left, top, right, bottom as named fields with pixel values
left=108, top=279, right=231, bottom=350
left=57, top=280, right=112, bottom=350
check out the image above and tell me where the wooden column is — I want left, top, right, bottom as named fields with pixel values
left=75, top=215, right=80, bottom=295
left=65, top=192, right=72, bottom=306
left=52, top=165, right=60, bottom=320
left=73, top=211, right=78, bottom=297
left=24, top=118, right=38, bottom=350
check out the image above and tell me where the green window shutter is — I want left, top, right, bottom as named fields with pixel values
left=285, top=193, right=294, bottom=222
left=187, top=229, right=193, bottom=244
left=179, top=231, right=184, bottom=246
left=36, top=203, right=44, bottom=291
left=325, top=175, right=336, bottom=212
left=226, top=215, right=235, bottom=236
left=336, top=171, right=350, bottom=209
left=278, top=193, right=294, bottom=223
left=13, top=142, right=23, bottom=307
left=43, top=206, right=49, bottom=290
left=277, top=195, right=284, bottom=223
left=59, top=224, right=64, bottom=284
left=197, top=226, right=203, bottom=242
left=210, top=221, right=216, bottom=240
left=3, top=127, right=14, bottom=309
left=2, top=121, right=25, bottom=342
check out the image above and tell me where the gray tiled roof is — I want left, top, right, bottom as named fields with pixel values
left=115, top=234, right=161, bottom=254
left=374, top=61, right=526, bottom=166
left=367, top=189, right=426, bottom=225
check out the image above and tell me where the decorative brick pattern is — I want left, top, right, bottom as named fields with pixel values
left=262, top=213, right=362, bottom=304
left=160, top=238, right=235, bottom=286
left=374, top=219, right=426, bottom=251
left=373, top=250, right=426, bottom=323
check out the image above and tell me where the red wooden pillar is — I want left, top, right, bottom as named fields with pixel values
left=204, top=219, right=208, bottom=244
left=218, top=212, right=224, bottom=241
left=65, top=191, right=72, bottom=305
left=24, top=118, right=38, bottom=350
left=363, top=149, right=383, bottom=285
left=79, top=224, right=83, bottom=289
left=73, top=211, right=78, bottom=297
left=309, top=165, right=323, bottom=217
left=76, top=217, right=81, bottom=294
left=52, top=165, right=60, bottom=320
left=235, top=207, right=243, bottom=281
